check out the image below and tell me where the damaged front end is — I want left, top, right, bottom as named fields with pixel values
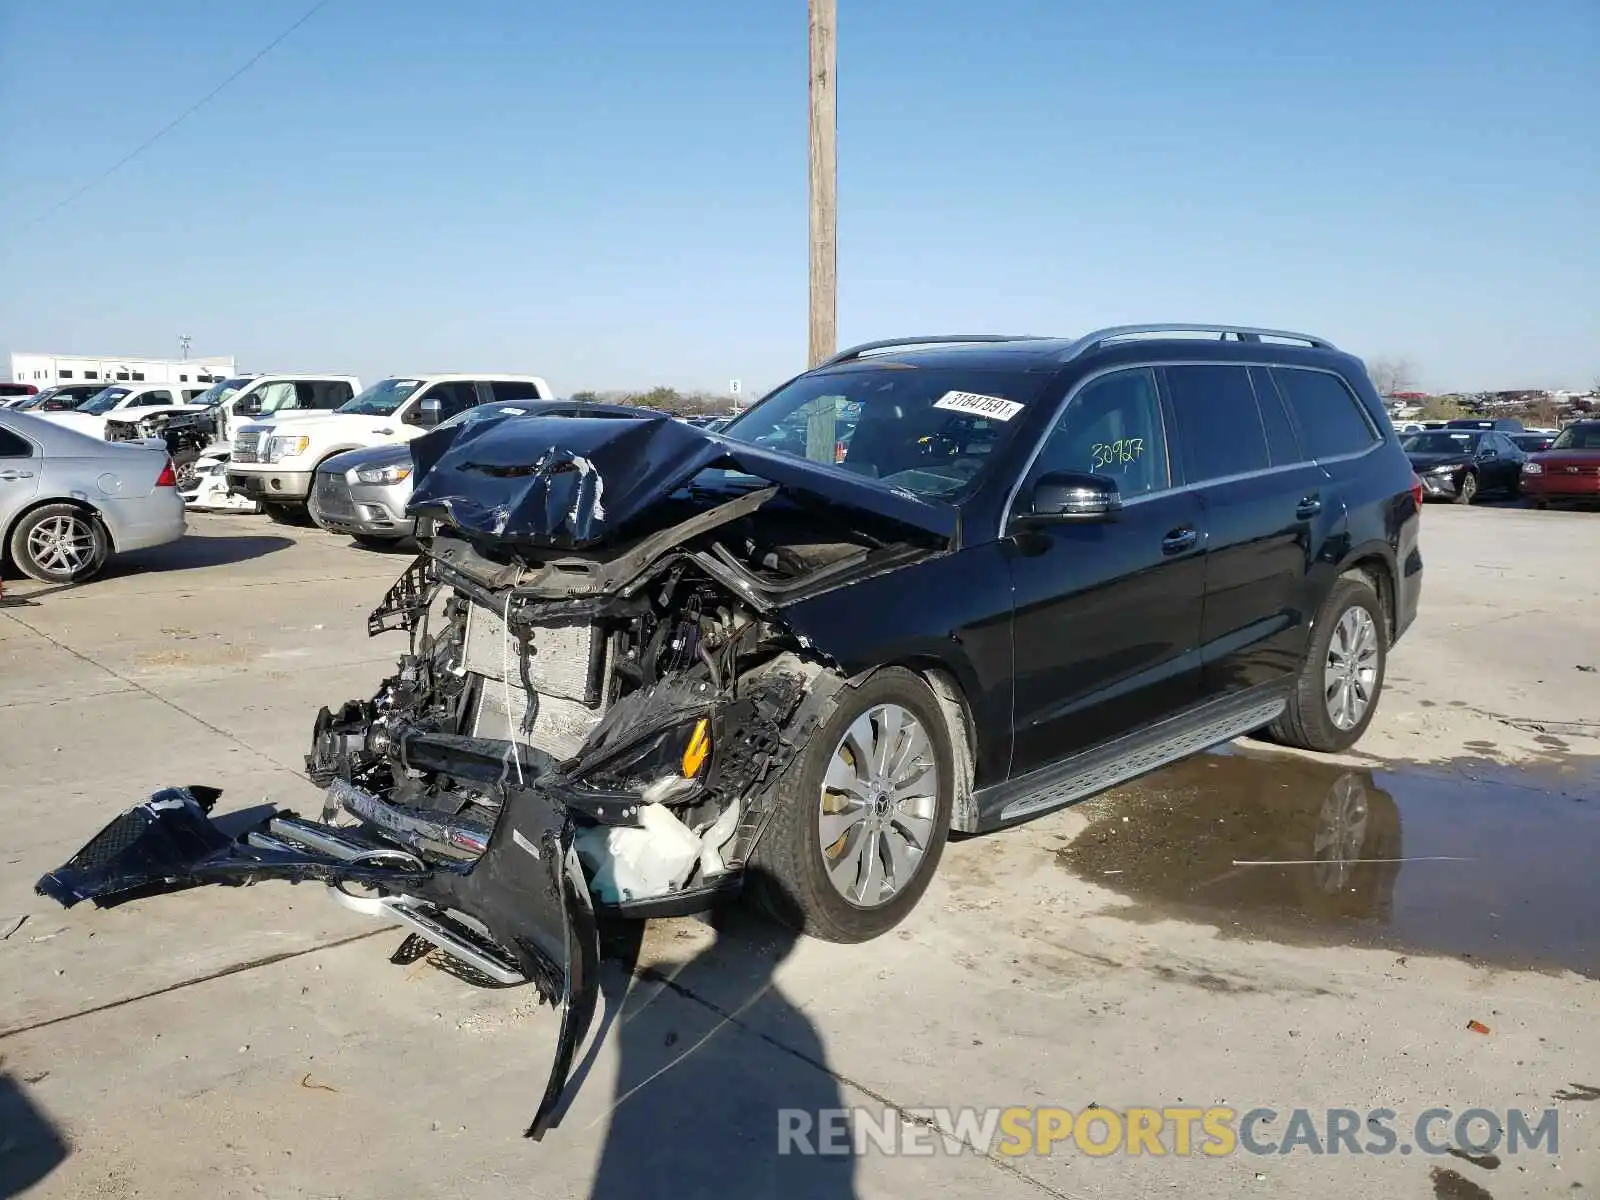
left=38, top=412, right=950, bottom=1139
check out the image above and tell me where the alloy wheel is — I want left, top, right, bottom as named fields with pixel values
left=817, top=704, right=941, bottom=908
left=26, top=514, right=97, bottom=577
left=1323, top=607, right=1380, bottom=731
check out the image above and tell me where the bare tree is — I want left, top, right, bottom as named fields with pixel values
left=1367, top=357, right=1419, bottom=397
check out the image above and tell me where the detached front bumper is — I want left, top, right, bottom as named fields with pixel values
left=36, top=783, right=598, bottom=1141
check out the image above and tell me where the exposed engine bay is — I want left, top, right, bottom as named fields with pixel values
left=35, top=410, right=954, bottom=1138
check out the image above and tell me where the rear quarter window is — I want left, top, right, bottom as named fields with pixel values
left=1272, top=368, right=1380, bottom=459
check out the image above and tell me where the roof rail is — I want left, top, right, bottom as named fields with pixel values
left=820, top=334, right=1047, bottom=367
left=1063, top=324, right=1337, bottom=361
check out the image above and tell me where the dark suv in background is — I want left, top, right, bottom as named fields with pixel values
left=40, top=323, right=1425, bottom=1137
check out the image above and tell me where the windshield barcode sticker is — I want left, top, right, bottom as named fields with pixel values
left=933, top=391, right=1025, bottom=421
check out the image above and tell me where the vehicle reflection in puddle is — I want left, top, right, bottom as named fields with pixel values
left=1058, top=748, right=1600, bottom=978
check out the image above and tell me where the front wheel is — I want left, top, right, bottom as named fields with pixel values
left=8, top=504, right=109, bottom=584
left=1266, top=577, right=1388, bottom=754
left=1454, top=470, right=1478, bottom=505
left=747, top=667, right=954, bottom=942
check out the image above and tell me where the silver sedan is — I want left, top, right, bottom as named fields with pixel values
left=0, top=410, right=186, bottom=584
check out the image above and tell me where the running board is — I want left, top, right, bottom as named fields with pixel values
left=975, top=687, right=1287, bottom=829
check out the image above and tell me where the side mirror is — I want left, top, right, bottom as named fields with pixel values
left=411, top=398, right=442, bottom=428
left=1015, top=471, right=1121, bottom=525
left=1477, top=449, right=1498, bottom=460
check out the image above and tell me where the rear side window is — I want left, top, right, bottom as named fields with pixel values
left=1272, top=368, right=1379, bottom=459
left=1164, top=365, right=1270, bottom=482
left=0, top=428, right=32, bottom=457
left=1248, top=368, right=1304, bottom=466
left=491, top=381, right=543, bottom=402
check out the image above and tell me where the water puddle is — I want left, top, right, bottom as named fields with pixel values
left=1057, top=748, right=1600, bottom=978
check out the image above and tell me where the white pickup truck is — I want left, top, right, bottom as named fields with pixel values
left=226, top=375, right=553, bottom=521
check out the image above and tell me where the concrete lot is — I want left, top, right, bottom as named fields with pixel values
left=2, top=505, right=1596, bottom=1199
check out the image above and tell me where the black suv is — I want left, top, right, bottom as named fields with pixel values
left=41, top=324, right=1423, bottom=1138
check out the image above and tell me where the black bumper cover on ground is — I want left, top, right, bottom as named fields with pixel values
left=35, top=784, right=598, bottom=1141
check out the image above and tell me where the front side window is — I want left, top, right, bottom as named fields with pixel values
left=137, top=390, right=174, bottom=406
left=1165, top=364, right=1270, bottom=482
left=1551, top=424, right=1600, bottom=451
left=1272, top=368, right=1378, bottom=459
left=721, top=365, right=1048, bottom=499
left=1024, top=368, right=1171, bottom=499
left=339, top=378, right=423, bottom=417
left=255, top=381, right=302, bottom=414
left=418, top=381, right=482, bottom=421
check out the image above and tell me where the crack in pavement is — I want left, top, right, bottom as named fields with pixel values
left=1, top=608, right=302, bottom=774
left=0, top=928, right=393, bottom=1040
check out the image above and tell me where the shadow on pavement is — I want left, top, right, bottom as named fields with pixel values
left=584, top=869, right=858, bottom=1200
left=102, top=533, right=294, bottom=577
left=0, top=1071, right=69, bottom=1198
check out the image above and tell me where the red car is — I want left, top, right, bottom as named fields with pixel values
left=1522, top=420, right=1600, bottom=508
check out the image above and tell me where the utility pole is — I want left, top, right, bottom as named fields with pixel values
left=808, top=0, right=837, bottom=368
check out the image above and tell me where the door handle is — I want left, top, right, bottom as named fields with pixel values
left=0, top=470, right=35, bottom=481
left=1161, top=527, right=1199, bottom=555
left=1296, top=496, right=1323, bottom=519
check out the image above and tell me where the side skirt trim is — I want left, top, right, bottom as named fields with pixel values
left=974, top=684, right=1288, bottom=830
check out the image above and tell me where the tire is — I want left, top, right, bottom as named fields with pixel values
left=353, top=534, right=405, bottom=551
left=174, top=457, right=200, bottom=491
left=8, top=503, right=110, bottom=584
left=747, top=667, right=955, bottom=943
left=1266, top=576, right=1387, bottom=754
left=1453, top=470, right=1478, bottom=505
left=264, top=502, right=310, bottom=526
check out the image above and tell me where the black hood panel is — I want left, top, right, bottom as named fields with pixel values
left=407, top=412, right=957, bottom=548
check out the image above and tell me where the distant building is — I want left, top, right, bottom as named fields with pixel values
left=10, top=351, right=237, bottom=388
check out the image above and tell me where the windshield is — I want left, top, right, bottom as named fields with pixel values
left=718, top=365, right=1048, bottom=499
left=1403, top=431, right=1480, bottom=454
left=192, top=377, right=252, bottom=407
left=79, top=387, right=134, bottom=414
left=1551, top=424, right=1600, bottom=451
left=338, top=378, right=422, bottom=417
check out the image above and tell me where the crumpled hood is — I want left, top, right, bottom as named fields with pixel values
left=406, top=412, right=959, bottom=547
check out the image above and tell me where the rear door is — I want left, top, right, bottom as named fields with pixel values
left=1163, top=363, right=1335, bottom=697
left=1006, top=366, right=1206, bottom=772
left=0, top=424, right=42, bottom=531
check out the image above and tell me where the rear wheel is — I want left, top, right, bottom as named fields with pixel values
left=748, top=668, right=954, bottom=942
left=9, top=504, right=110, bottom=584
left=1266, top=577, right=1387, bottom=754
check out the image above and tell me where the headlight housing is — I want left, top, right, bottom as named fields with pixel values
left=266, top=434, right=311, bottom=462
left=1429, top=463, right=1457, bottom=474
left=1522, top=461, right=1543, bottom=475
left=354, top=463, right=413, bottom=485
left=578, top=717, right=712, bottom=796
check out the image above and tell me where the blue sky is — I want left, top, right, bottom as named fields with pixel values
left=1, top=0, right=1595, bottom=395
